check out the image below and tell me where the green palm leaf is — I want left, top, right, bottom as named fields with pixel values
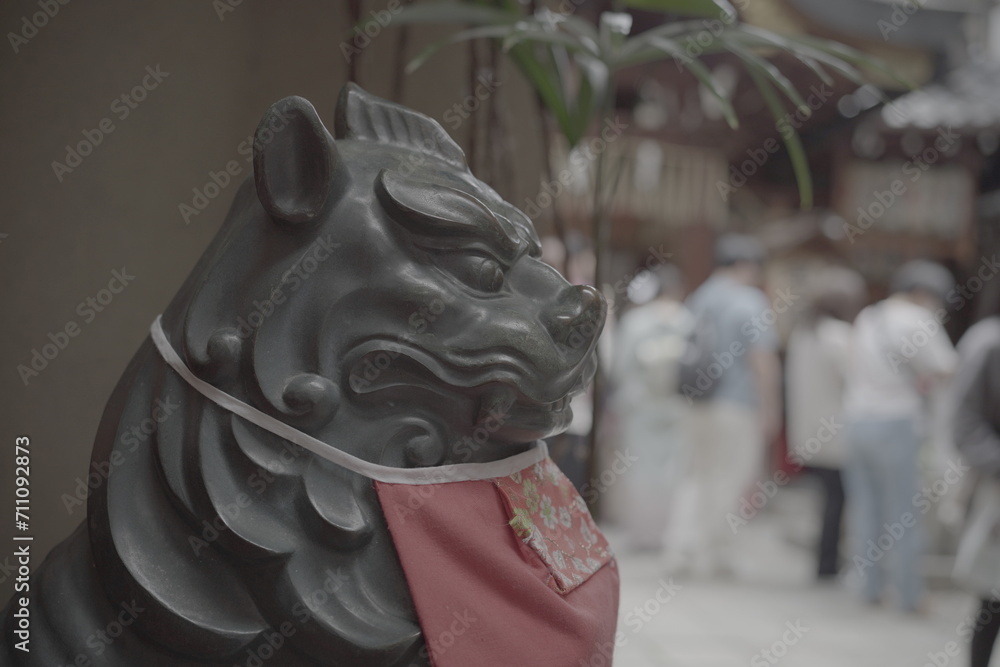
left=500, top=23, right=601, bottom=58
left=628, top=36, right=739, bottom=128
left=791, top=34, right=914, bottom=89
left=394, top=0, right=898, bottom=210
left=508, top=43, right=581, bottom=144
left=618, top=0, right=737, bottom=21
left=388, top=2, right=514, bottom=26
left=719, top=34, right=808, bottom=110
left=746, top=66, right=813, bottom=209
left=405, top=24, right=518, bottom=73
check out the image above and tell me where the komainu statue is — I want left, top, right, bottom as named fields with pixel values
left=2, top=84, right=617, bottom=666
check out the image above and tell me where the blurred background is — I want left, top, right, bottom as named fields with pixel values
left=2, top=0, right=1000, bottom=665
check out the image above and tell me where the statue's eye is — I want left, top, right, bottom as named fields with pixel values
left=477, top=258, right=504, bottom=292
left=436, top=253, right=506, bottom=294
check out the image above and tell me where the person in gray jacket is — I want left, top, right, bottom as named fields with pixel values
left=951, top=300, right=1000, bottom=667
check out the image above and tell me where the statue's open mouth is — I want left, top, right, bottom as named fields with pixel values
left=499, top=391, right=576, bottom=441
left=344, top=338, right=595, bottom=442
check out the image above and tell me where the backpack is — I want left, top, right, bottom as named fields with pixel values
left=677, top=312, right=723, bottom=403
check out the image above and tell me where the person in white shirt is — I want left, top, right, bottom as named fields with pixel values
left=611, top=265, right=693, bottom=551
left=843, top=260, right=958, bottom=612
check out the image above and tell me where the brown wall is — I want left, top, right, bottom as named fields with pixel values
left=0, top=0, right=543, bottom=602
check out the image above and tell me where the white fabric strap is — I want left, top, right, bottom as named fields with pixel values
left=149, top=316, right=546, bottom=484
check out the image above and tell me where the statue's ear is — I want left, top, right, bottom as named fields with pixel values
left=253, top=96, right=338, bottom=224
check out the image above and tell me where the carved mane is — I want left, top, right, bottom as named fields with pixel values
left=6, top=84, right=604, bottom=667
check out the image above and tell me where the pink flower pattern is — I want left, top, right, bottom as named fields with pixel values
left=495, top=458, right=614, bottom=594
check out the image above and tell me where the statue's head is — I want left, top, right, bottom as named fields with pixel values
left=162, top=84, right=606, bottom=466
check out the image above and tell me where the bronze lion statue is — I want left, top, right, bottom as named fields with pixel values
left=2, top=84, right=613, bottom=666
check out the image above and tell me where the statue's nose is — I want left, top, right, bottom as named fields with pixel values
left=550, top=284, right=607, bottom=349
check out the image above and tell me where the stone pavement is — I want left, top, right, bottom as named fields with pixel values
left=606, top=483, right=987, bottom=667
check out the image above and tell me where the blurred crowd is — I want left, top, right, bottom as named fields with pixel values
left=560, top=234, right=1000, bottom=667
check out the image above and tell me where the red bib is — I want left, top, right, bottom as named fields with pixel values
left=376, top=457, right=619, bottom=666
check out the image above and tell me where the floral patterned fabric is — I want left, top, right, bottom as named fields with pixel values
left=494, top=458, right=614, bottom=594
left=375, top=472, right=620, bottom=666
